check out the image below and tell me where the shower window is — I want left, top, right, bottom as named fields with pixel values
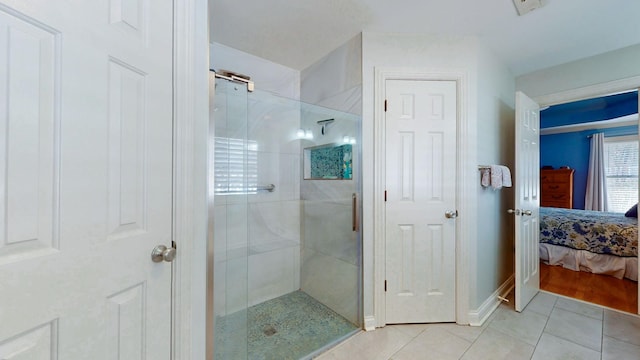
left=214, top=137, right=258, bottom=195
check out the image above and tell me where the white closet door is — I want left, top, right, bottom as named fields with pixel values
left=385, top=79, right=457, bottom=323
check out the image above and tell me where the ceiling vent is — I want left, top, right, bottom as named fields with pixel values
left=513, top=0, right=545, bottom=16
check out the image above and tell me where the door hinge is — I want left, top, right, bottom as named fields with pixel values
left=384, top=280, right=387, bottom=292
left=384, top=190, right=387, bottom=202
left=384, top=100, right=387, bottom=112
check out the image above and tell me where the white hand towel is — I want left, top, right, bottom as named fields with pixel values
left=490, top=165, right=503, bottom=189
left=481, top=169, right=490, bottom=187
left=501, top=165, right=512, bottom=188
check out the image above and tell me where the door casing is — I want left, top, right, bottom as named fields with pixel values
left=373, top=67, right=472, bottom=327
left=532, top=76, right=640, bottom=316
left=171, top=0, right=210, bottom=358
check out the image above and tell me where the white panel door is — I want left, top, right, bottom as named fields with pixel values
left=514, top=91, right=541, bottom=312
left=0, top=0, right=173, bottom=358
left=385, top=79, right=457, bottom=323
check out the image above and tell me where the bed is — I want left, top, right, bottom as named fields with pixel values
left=539, top=207, right=638, bottom=281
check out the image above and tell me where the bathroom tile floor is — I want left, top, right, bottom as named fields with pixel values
left=315, top=291, right=640, bottom=360
left=215, top=290, right=358, bottom=360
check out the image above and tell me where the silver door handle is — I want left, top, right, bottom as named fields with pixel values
left=151, top=244, right=176, bottom=263
left=507, top=209, right=521, bottom=215
left=352, top=193, right=359, bottom=232
left=445, top=210, right=458, bottom=219
left=522, top=210, right=532, bottom=216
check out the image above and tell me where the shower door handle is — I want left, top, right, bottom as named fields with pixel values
left=352, top=193, right=359, bottom=232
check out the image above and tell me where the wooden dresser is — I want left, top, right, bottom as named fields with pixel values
left=540, top=169, right=574, bottom=209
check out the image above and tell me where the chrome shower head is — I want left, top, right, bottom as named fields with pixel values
left=317, top=118, right=335, bottom=135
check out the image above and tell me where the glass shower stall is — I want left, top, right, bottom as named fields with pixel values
left=209, top=71, right=362, bottom=359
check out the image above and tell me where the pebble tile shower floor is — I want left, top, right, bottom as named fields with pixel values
left=215, top=291, right=359, bottom=359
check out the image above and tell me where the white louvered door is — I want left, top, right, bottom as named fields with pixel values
left=384, top=79, right=457, bottom=323
left=0, top=0, right=174, bottom=358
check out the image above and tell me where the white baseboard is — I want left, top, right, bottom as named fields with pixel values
left=364, top=316, right=376, bottom=331
left=467, top=274, right=514, bottom=326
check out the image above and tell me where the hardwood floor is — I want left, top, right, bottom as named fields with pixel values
left=540, top=262, right=638, bottom=313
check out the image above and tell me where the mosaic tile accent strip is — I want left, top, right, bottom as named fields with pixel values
left=309, top=144, right=352, bottom=180
left=215, top=290, right=358, bottom=359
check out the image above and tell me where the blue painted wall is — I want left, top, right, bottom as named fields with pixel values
left=541, top=92, right=638, bottom=128
left=540, top=91, right=638, bottom=210
left=540, top=126, right=638, bottom=210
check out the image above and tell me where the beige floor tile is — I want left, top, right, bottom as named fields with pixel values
left=602, top=335, right=640, bottom=360
left=531, top=333, right=600, bottom=360
left=544, top=307, right=603, bottom=351
left=554, top=297, right=603, bottom=320
left=390, top=323, right=430, bottom=338
left=603, top=310, right=640, bottom=346
left=430, top=323, right=486, bottom=343
left=483, top=305, right=502, bottom=325
left=488, top=307, right=548, bottom=345
left=525, top=291, right=558, bottom=317
left=390, top=327, right=472, bottom=360
left=316, top=326, right=412, bottom=360
left=460, top=328, right=535, bottom=360
left=498, top=300, right=516, bottom=312
left=317, top=297, right=635, bottom=360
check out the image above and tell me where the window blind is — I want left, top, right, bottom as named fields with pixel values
left=214, top=137, right=258, bottom=195
left=604, top=136, right=638, bottom=213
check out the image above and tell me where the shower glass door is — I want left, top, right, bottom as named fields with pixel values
left=212, top=77, right=250, bottom=359
left=299, top=102, right=361, bottom=329
left=211, top=73, right=361, bottom=359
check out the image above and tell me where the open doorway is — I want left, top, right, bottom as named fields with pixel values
left=538, top=90, right=639, bottom=314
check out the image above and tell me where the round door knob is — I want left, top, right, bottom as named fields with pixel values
left=507, top=209, right=521, bottom=215
left=151, top=245, right=176, bottom=263
left=522, top=210, right=533, bottom=216
left=445, top=210, right=458, bottom=219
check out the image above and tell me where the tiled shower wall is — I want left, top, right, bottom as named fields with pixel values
left=300, top=34, right=363, bottom=324
left=246, top=96, right=302, bottom=307
left=210, top=35, right=363, bottom=321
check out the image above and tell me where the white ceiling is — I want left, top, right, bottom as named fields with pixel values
left=210, top=0, right=640, bottom=76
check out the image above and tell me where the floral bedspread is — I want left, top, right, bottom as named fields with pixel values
left=540, top=207, right=638, bottom=257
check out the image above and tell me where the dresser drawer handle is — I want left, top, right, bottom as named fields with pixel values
left=551, top=195, right=565, bottom=199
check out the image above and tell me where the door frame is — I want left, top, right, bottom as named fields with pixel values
left=532, top=75, right=640, bottom=315
left=171, top=0, right=210, bottom=358
left=373, top=67, right=472, bottom=327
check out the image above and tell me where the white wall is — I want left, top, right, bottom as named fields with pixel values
left=361, top=32, right=516, bottom=324
left=361, top=33, right=481, bottom=322
left=516, top=43, right=640, bottom=98
left=475, top=43, right=516, bottom=307
left=301, top=33, right=363, bottom=115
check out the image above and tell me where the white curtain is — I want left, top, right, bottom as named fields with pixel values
left=585, top=132, right=608, bottom=211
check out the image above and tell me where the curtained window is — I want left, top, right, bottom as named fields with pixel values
left=603, top=135, right=638, bottom=213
